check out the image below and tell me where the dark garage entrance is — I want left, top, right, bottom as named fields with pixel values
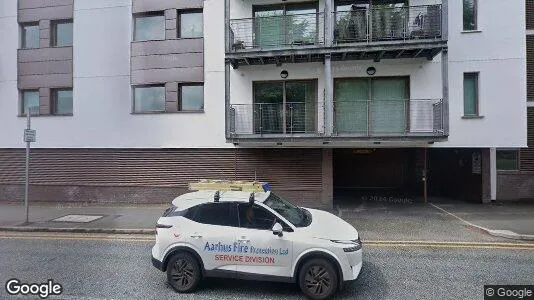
left=333, top=148, right=423, bottom=203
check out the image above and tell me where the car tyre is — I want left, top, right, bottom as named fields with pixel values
left=298, top=258, right=338, bottom=300
left=166, top=252, right=202, bottom=293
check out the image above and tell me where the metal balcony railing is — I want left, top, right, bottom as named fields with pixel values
left=229, top=13, right=325, bottom=51
left=229, top=103, right=321, bottom=136
left=333, top=5, right=442, bottom=44
left=334, top=99, right=444, bottom=137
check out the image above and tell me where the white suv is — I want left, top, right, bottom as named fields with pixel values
left=151, top=189, right=362, bottom=300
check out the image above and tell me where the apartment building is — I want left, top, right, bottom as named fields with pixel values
left=0, top=0, right=528, bottom=208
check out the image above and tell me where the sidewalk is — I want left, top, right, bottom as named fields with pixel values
left=0, top=199, right=533, bottom=241
left=0, top=202, right=167, bottom=234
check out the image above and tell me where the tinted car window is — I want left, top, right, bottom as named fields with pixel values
left=238, top=204, right=276, bottom=230
left=188, top=203, right=237, bottom=227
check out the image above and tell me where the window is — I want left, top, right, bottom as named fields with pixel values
left=189, top=203, right=237, bottom=227
left=20, top=90, right=39, bottom=115
left=133, top=85, right=165, bottom=113
left=180, top=84, right=204, bottom=111
left=463, top=73, right=479, bottom=116
left=179, top=11, right=203, bottom=38
left=134, top=13, right=165, bottom=41
left=52, top=89, right=73, bottom=115
left=21, top=23, right=39, bottom=49
left=52, top=20, right=73, bottom=47
left=238, top=204, right=276, bottom=230
left=497, top=150, right=519, bottom=171
left=463, top=0, right=477, bottom=31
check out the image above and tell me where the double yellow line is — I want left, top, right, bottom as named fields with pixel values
left=1, top=233, right=533, bottom=250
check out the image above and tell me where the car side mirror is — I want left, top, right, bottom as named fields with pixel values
left=272, top=222, right=283, bottom=237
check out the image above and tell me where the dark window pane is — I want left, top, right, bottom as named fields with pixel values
left=135, top=15, right=165, bottom=41
left=192, top=203, right=236, bottom=227
left=54, top=21, right=73, bottom=46
left=22, top=25, right=40, bottom=49
left=180, top=85, right=204, bottom=111
left=463, top=0, right=477, bottom=30
left=497, top=150, right=518, bottom=171
left=134, top=86, right=165, bottom=113
left=53, top=90, right=73, bottom=114
left=238, top=204, right=276, bottom=230
left=180, top=12, right=203, bottom=38
left=463, top=73, right=478, bottom=116
left=21, top=91, right=39, bottom=115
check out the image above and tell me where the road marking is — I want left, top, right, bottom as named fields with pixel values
left=1, top=233, right=534, bottom=250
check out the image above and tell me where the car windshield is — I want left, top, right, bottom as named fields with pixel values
left=263, top=192, right=307, bottom=227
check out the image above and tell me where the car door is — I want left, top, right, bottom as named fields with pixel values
left=234, top=203, right=294, bottom=279
left=182, top=202, right=239, bottom=277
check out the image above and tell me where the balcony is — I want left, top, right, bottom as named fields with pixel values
left=333, top=99, right=445, bottom=137
left=227, top=99, right=445, bottom=141
left=229, top=102, right=323, bottom=139
left=226, top=4, right=446, bottom=67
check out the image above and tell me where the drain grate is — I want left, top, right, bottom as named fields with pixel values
left=51, top=215, right=104, bottom=223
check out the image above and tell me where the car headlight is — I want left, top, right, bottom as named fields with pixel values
left=331, top=238, right=362, bottom=252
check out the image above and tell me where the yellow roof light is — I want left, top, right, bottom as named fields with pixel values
left=188, top=179, right=271, bottom=193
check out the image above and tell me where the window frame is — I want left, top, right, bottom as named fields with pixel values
left=51, top=88, right=73, bottom=116
left=178, top=9, right=204, bottom=39
left=463, top=72, right=480, bottom=117
left=179, top=83, right=204, bottom=112
left=132, top=84, right=166, bottom=114
left=463, top=0, right=478, bottom=31
left=19, top=90, right=40, bottom=116
left=51, top=19, right=73, bottom=47
left=496, top=149, right=519, bottom=172
left=133, top=11, right=166, bottom=42
left=21, top=22, right=40, bottom=49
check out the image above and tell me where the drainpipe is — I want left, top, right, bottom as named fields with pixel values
left=224, top=0, right=231, bottom=139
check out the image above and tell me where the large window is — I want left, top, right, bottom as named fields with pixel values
left=52, top=89, right=73, bottom=115
left=497, top=150, right=519, bottom=171
left=20, top=90, right=39, bottom=116
left=21, top=23, right=40, bottom=49
left=463, top=0, right=477, bottom=31
left=179, top=84, right=204, bottom=111
left=52, top=20, right=73, bottom=47
left=463, top=72, right=479, bottom=116
left=179, top=11, right=203, bottom=38
left=253, top=80, right=317, bottom=134
left=334, top=77, right=409, bottom=134
left=133, top=85, right=165, bottom=113
left=253, top=3, right=319, bottom=48
left=134, top=13, right=165, bottom=41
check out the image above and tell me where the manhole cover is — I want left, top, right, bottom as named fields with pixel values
left=52, top=215, right=104, bottom=223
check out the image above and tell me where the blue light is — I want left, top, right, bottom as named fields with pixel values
left=262, top=183, right=271, bottom=192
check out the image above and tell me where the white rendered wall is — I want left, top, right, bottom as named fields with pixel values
left=0, top=0, right=230, bottom=148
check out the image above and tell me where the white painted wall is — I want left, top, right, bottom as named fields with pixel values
left=0, top=0, right=527, bottom=149
left=0, top=0, right=230, bottom=148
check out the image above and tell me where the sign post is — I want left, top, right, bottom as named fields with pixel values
left=23, top=107, right=36, bottom=224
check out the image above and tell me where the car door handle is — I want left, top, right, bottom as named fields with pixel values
left=190, top=234, right=202, bottom=239
left=237, top=238, right=250, bottom=243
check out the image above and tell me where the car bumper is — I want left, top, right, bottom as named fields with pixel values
left=152, top=255, right=164, bottom=271
left=343, top=249, right=363, bottom=281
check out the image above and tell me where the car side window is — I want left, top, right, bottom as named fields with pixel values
left=187, top=203, right=237, bottom=227
left=238, top=203, right=276, bottom=230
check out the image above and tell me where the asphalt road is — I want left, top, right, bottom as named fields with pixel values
left=0, top=234, right=533, bottom=300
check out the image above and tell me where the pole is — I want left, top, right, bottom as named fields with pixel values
left=25, top=107, right=31, bottom=224
left=423, top=148, right=428, bottom=204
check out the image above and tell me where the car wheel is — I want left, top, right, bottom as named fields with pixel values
left=298, top=258, right=338, bottom=300
left=166, top=252, right=201, bottom=293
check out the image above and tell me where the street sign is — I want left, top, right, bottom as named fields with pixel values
left=24, top=129, right=36, bottom=143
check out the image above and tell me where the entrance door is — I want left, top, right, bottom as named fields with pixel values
left=334, top=77, right=409, bottom=135
left=253, top=80, right=317, bottom=134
